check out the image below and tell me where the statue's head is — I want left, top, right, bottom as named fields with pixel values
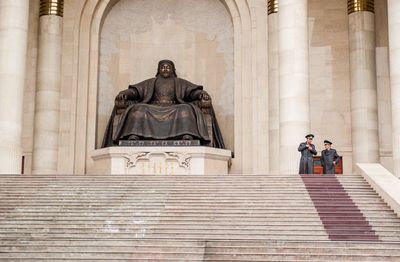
left=156, top=60, right=177, bottom=78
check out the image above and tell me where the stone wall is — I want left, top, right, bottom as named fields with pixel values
left=308, top=0, right=391, bottom=174
left=375, top=0, right=393, bottom=172
left=308, top=0, right=353, bottom=174
left=21, top=0, right=40, bottom=174
left=40, top=0, right=390, bottom=174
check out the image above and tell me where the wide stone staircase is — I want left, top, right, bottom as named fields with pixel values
left=0, top=173, right=399, bottom=261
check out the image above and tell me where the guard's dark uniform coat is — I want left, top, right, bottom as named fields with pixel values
left=321, top=149, right=340, bottom=174
left=298, top=143, right=317, bottom=174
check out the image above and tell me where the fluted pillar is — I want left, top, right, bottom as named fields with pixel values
left=32, top=0, right=63, bottom=174
left=278, top=0, right=310, bottom=174
left=348, top=0, right=379, bottom=168
left=0, top=0, right=30, bottom=174
left=388, top=0, right=400, bottom=177
left=268, top=0, right=279, bottom=174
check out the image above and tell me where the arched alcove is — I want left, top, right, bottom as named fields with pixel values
left=64, top=0, right=267, bottom=174
left=96, top=0, right=234, bottom=151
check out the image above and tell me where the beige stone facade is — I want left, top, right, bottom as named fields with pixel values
left=0, top=0, right=397, bottom=175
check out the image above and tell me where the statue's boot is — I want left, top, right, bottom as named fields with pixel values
left=128, top=135, right=140, bottom=140
left=182, top=135, right=193, bottom=140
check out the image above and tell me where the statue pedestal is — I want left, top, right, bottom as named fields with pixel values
left=90, top=146, right=232, bottom=175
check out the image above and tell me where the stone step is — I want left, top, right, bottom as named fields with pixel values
left=0, top=174, right=398, bottom=261
left=1, top=215, right=396, bottom=222
left=0, top=228, right=334, bottom=234
left=3, top=185, right=332, bottom=189
left=0, top=249, right=396, bottom=262
left=206, top=240, right=400, bottom=248
left=0, top=245, right=204, bottom=253
left=2, top=219, right=398, bottom=226
left=7, top=185, right=328, bottom=190
left=0, top=184, right=372, bottom=188
left=0, top=205, right=390, bottom=211
left=0, top=250, right=398, bottom=261
left=0, top=173, right=360, bottom=176
left=0, top=192, right=381, bottom=197
left=0, top=223, right=388, bottom=229
left=2, top=245, right=398, bottom=256
left=203, top=253, right=400, bottom=261
left=0, top=201, right=389, bottom=206
left=0, top=197, right=381, bottom=202
left=1, top=210, right=394, bottom=217
left=0, top=230, right=398, bottom=238
left=1, top=220, right=399, bottom=227
left=0, top=178, right=372, bottom=182
left=0, top=233, right=334, bottom=241
left=0, top=225, right=398, bottom=233
left=2, top=239, right=398, bottom=249
left=0, top=208, right=391, bottom=215
left=0, top=205, right=392, bottom=212
left=0, top=181, right=348, bottom=185
left=0, top=182, right=377, bottom=186
left=0, top=200, right=384, bottom=206
left=0, top=252, right=205, bottom=260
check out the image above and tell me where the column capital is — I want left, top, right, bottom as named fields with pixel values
left=268, top=0, right=278, bottom=15
left=348, top=0, right=374, bottom=15
left=40, top=0, right=64, bottom=17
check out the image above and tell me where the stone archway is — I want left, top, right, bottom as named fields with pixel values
left=96, top=0, right=235, bottom=153
left=65, top=0, right=268, bottom=174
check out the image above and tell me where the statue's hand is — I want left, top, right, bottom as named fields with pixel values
left=116, top=94, right=125, bottom=101
left=200, top=91, right=211, bottom=101
left=116, top=89, right=135, bottom=101
left=199, top=91, right=212, bottom=110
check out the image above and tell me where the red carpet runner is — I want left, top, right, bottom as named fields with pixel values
left=301, top=175, right=379, bottom=241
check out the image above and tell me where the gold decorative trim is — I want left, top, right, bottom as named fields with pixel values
left=348, top=0, right=374, bottom=15
left=40, top=0, right=64, bottom=17
left=268, top=0, right=278, bottom=15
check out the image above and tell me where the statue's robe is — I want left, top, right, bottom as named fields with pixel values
left=298, top=142, right=317, bottom=174
left=101, top=77, right=225, bottom=149
left=321, top=148, right=340, bottom=174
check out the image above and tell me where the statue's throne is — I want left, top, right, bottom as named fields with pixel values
left=93, top=60, right=230, bottom=175
left=112, top=96, right=214, bottom=146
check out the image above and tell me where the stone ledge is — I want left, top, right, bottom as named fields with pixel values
left=357, top=163, right=400, bottom=217
left=119, top=140, right=201, bottom=147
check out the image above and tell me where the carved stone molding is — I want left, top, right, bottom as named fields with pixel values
left=166, top=152, right=192, bottom=169
left=348, top=0, right=374, bottom=15
left=90, top=147, right=231, bottom=175
left=40, top=0, right=64, bottom=17
left=268, top=0, right=278, bottom=15
left=123, top=151, right=192, bottom=170
left=124, top=152, right=150, bottom=168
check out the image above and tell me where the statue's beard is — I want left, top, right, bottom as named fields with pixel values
left=158, top=72, right=173, bottom=79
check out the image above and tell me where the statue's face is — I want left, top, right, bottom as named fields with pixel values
left=159, top=63, right=173, bottom=78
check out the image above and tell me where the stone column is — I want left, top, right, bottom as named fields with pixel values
left=32, top=0, right=63, bottom=174
left=348, top=0, right=380, bottom=168
left=268, top=0, right=279, bottom=174
left=278, top=0, right=310, bottom=174
left=0, top=0, right=30, bottom=174
left=375, top=0, right=392, bottom=170
left=388, top=0, right=400, bottom=177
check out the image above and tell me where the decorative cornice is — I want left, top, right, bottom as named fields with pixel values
left=40, top=0, right=64, bottom=17
left=348, top=0, right=374, bottom=15
left=268, top=0, right=278, bottom=15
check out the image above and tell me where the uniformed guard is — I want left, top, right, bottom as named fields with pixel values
left=298, top=134, right=317, bottom=174
left=321, top=140, right=340, bottom=175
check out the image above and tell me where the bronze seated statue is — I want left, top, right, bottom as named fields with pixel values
left=101, top=60, right=225, bottom=148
